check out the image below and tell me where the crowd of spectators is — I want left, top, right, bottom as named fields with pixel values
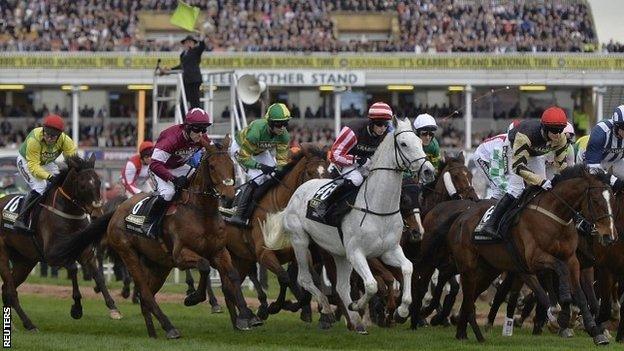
left=1, top=0, right=616, bottom=53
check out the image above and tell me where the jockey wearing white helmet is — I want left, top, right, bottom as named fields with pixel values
left=413, top=113, right=441, bottom=171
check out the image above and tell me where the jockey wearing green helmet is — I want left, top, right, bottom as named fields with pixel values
left=224, top=103, right=291, bottom=227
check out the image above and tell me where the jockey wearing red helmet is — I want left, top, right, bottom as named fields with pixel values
left=143, top=108, right=212, bottom=237
left=121, top=140, right=155, bottom=197
left=481, top=106, right=569, bottom=239
left=14, top=114, right=77, bottom=232
left=314, top=102, right=393, bottom=217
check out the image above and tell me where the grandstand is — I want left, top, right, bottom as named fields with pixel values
left=0, top=0, right=623, bottom=186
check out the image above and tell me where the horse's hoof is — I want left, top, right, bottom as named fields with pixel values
left=283, top=300, right=300, bottom=312
left=393, top=310, right=407, bottom=324
left=70, top=305, right=83, bottom=319
left=547, top=320, right=559, bottom=333
left=26, top=327, right=39, bottom=333
left=121, top=288, right=130, bottom=299
left=355, top=324, right=368, bottom=335
left=532, top=325, right=544, bottom=335
left=109, top=309, right=123, bottom=320
left=348, top=302, right=359, bottom=312
left=449, top=314, right=458, bottom=326
left=300, top=309, right=312, bottom=324
left=594, top=333, right=610, bottom=346
left=185, top=287, right=196, bottom=296
left=559, top=328, right=574, bottom=338
left=166, top=328, right=181, bottom=339
left=250, top=315, right=264, bottom=327
left=455, top=331, right=468, bottom=340
left=431, top=314, right=448, bottom=327
left=267, top=302, right=282, bottom=315
left=184, top=292, right=206, bottom=307
left=319, top=313, right=335, bottom=330
left=235, top=318, right=252, bottom=331
left=211, top=305, right=223, bottom=314
left=257, top=305, right=269, bottom=320
left=93, top=286, right=101, bottom=294
left=514, top=317, right=524, bottom=328
left=484, top=322, right=493, bottom=332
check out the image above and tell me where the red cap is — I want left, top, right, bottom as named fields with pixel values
left=43, top=114, right=65, bottom=131
left=541, top=107, right=567, bottom=127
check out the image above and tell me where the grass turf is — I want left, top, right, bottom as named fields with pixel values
left=8, top=294, right=607, bottom=351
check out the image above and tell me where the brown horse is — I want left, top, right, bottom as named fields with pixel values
left=449, top=165, right=616, bottom=345
left=218, top=144, right=329, bottom=322
left=48, top=137, right=259, bottom=338
left=0, top=154, right=120, bottom=331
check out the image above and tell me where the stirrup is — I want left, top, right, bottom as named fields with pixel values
left=218, top=206, right=237, bottom=216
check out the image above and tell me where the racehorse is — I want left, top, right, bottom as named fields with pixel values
left=202, top=144, right=329, bottom=323
left=448, top=165, right=615, bottom=345
left=262, top=116, right=435, bottom=334
left=0, top=154, right=121, bottom=331
left=48, top=137, right=259, bottom=338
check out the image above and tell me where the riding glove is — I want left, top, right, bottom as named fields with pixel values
left=172, top=176, right=189, bottom=190
left=259, top=164, right=275, bottom=175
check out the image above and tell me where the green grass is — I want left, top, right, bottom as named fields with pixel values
left=8, top=294, right=609, bottom=351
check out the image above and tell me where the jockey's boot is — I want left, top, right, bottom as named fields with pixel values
left=143, top=196, right=170, bottom=239
left=316, top=179, right=357, bottom=219
left=13, top=190, right=42, bottom=234
left=480, top=193, right=515, bottom=239
left=226, top=182, right=258, bottom=227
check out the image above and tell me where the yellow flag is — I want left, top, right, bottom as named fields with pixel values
left=170, top=0, right=200, bottom=32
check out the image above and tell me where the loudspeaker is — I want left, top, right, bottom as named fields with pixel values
left=236, top=74, right=266, bottom=105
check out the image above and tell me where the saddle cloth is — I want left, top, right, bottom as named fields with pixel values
left=1, top=195, right=25, bottom=230
left=306, top=179, right=357, bottom=227
left=124, top=195, right=162, bottom=237
left=472, top=186, right=542, bottom=244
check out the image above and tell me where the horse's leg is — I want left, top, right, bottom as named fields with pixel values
left=287, top=263, right=313, bottom=322
left=145, top=262, right=180, bottom=339
left=347, top=248, right=378, bottom=314
left=455, top=271, right=474, bottom=340
left=184, top=269, right=197, bottom=296
left=79, top=252, right=122, bottom=319
left=333, top=255, right=367, bottom=334
left=0, top=246, right=37, bottom=331
left=93, top=245, right=104, bottom=293
left=204, top=267, right=223, bottom=313
left=290, top=234, right=334, bottom=329
left=119, top=248, right=176, bottom=338
left=567, top=256, right=608, bottom=345
left=379, top=245, right=412, bottom=324
left=66, top=262, right=83, bottom=320
left=433, top=273, right=459, bottom=326
left=580, top=267, right=599, bottom=317
left=422, top=270, right=446, bottom=318
left=595, top=267, right=613, bottom=329
left=501, top=276, right=523, bottom=336
left=486, top=273, right=514, bottom=329
left=244, top=262, right=269, bottom=320
left=410, top=264, right=435, bottom=329
left=519, top=273, right=551, bottom=334
left=210, top=248, right=260, bottom=330
left=258, top=249, right=297, bottom=315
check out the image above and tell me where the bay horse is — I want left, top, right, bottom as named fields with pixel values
left=193, top=144, right=329, bottom=322
left=49, top=137, right=259, bottom=338
left=0, top=154, right=121, bottom=331
left=262, top=117, right=435, bottom=334
left=449, top=165, right=616, bottom=345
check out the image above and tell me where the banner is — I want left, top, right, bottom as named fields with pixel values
left=1, top=53, right=624, bottom=71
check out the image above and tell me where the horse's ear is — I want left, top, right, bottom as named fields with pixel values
left=457, top=151, right=465, bottom=163
left=222, top=134, right=231, bottom=149
left=66, top=167, right=77, bottom=181
left=443, top=150, right=450, bottom=160
left=88, top=153, right=96, bottom=167
left=392, top=115, right=399, bottom=130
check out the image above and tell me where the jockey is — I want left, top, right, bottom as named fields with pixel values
left=14, top=114, right=77, bottom=232
left=121, top=141, right=154, bottom=197
left=146, top=108, right=211, bottom=236
left=472, top=133, right=509, bottom=200
left=226, top=103, right=291, bottom=227
left=583, top=105, right=624, bottom=192
left=545, top=122, right=576, bottom=179
left=412, top=113, right=441, bottom=171
left=481, top=107, right=569, bottom=238
left=315, top=101, right=393, bottom=216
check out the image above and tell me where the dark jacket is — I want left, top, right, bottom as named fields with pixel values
left=172, top=41, right=205, bottom=84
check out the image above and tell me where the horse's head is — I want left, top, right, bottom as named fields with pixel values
left=195, top=135, right=236, bottom=203
left=392, top=116, right=435, bottom=183
left=439, top=151, right=478, bottom=200
left=62, top=154, right=104, bottom=216
left=297, top=144, right=330, bottom=182
left=554, top=166, right=617, bottom=246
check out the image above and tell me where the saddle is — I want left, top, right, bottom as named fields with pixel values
left=124, top=195, right=173, bottom=238
left=306, top=179, right=358, bottom=227
left=473, top=186, right=542, bottom=244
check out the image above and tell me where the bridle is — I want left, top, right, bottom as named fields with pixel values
left=186, top=150, right=234, bottom=199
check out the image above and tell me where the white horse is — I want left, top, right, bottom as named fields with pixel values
left=262, top=116, right=435, bottom=334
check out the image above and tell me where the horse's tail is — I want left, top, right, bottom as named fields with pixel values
left=260, top=210, right=290, bottom=250
left=47, top=211, right=114, bottom=266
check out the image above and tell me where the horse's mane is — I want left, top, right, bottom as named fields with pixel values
left=281, top=143, right=326, bottom=174
left=552, top=164, right=610, bottom=186
left=49, top=155, right=94, bottom=188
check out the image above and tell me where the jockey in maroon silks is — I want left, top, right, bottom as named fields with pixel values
left=143, top=108, right=211, bottom=236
